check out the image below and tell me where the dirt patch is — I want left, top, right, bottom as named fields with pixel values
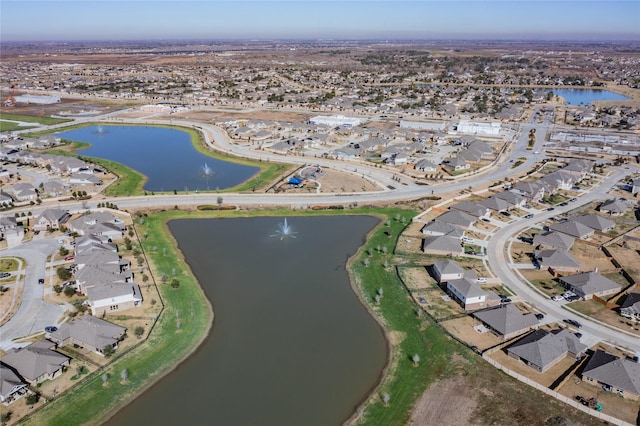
left=408, top=376, right=480, bottom=426
left=272, top=167, right=380, bottom=194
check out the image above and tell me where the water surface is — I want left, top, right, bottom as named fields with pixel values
left=107, top=215, right=387, bottom=426
left=57, top=125, right=259, bottom=192
left=549, top=88, right=629, bottom=105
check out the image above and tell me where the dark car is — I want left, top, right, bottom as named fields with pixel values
left=44, top=326, right=57, bottom=333
left=560, top=202, right=568, bottom=206
left=570, top=198, right=577, bottom=202
left=481, top=218, right=491, bottom=223
left=500, top=211, right=511, bottom=217
left=563, top=319, right=582, bottom=328
left=38, top=278, right=45, bottom=284
left=0, top=272, right=10, bottom=279
left=574, top=332, right=583, bottom=339
left=535, top=313, right=544, bottom=320
left=547, top=207, right=555, bottom=211
left=524, top=214, right=534, bottom=219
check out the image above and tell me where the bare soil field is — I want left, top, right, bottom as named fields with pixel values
left=570, top=299, right=640, bottom=336
left=408, top=376, right=480, bottom=426
left=171, top=109, right=311, bottom=124
left=605, top=241, right=640, bottom=285
left=272, top=167, right=380, bottom=194
left=439, top=316, right=503, bottom=351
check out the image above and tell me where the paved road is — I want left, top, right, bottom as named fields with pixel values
left=0, top=239, right=68, bottom=350
left=486, top=166, right=640, bottom=353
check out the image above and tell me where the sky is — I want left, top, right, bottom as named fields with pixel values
left=1, top=1, right=639, bottom=42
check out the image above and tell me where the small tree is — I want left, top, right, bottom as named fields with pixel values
left=102, top=372, right=110, bottom=385
left=134, top=326, right=145, bottom=339
left=1, top=411, right=12, bottom=424
left=25, top=393, right=40, bottom=406
left=171, top=278, right=180, bottom=289
left=103, top=345, right=115, bottom=358
left=57, top=267, right=72, bottom=281
left=363, top=258, right=370, bottom=267
left=382, top=392, right=390, bottom=406
left=120, top=369, right=128, bottom=383
left=59, top=246, right=69, bottom=257
left=63, top=286, right=76, bottom=298
left=412, top=354, right=420, bottom=367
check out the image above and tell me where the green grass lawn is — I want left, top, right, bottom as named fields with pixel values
left=0, top=113, right=71, bottom=126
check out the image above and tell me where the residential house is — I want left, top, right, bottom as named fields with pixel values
left=32, top=208, right=70, bottom=232
left=563, top=159, right=594, bottom=178
left=573, top=214, right=615, bottom=233
left=619, top=292, right=640, bottom=322
left=534, top=249, right=581, bottom=273
left=414, top=159, right=437, bottom=172
left=67, top=212, right=125, bottom=239
left=42, top=180, right=70, bottom=197
left=49, top=315, right=126, bottom=356
left=599, top=199, right=630, bottom=216
left=548, top=220, right=595, bottom=239
left=434, top=210, right=477, bottom=229
left=582, top=350, right=640, bottom=400
left=473, top=304, right=539, bottom=340
left=442, top=156, right=470, bottom=172
left=0, top=191, right=13, bottom=206
left=431, top=259, right=471, bottom=283
left=0, top=363, right=29, bottom=404
left=511, top=181, right=545, bottom=202
left=69, top=173, right=102, bottom=186
left=10, top=182, right=37, bottom=201
left=494, top=191, right=526, bottom=209
left=87, top=283, right=143, bottom=316
left=506, top=329, right=587, bottom=373
left=533, top=231, right=576, bottom=250
left=0, top=339, right=71, bottom=384
left=446, top=278, right=500, bottom=311
left=632, top=178, right=640, bottom=196
left=420, top=221, right=464, bottom=239
left=559, top=271, right=621, bottom=300
left=421, top=236, right=463, bottom=256
left=450, top=201, right=491, bottom=218
left=480, top=196, right=511, bottom=213
left=541, top=170, right=576, bottom=192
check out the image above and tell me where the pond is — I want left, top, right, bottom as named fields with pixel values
left=57, top=125, right=259, bottom=192
left=548, top=89, right=630, bottom=105
left=107, top=215, right=388, bottom=426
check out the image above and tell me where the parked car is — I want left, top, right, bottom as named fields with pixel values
left=38, top=278, right=45, bottom=284
left=552, top=295, right=564, bottom=301
left=57, top=239, right=64, bottom=244
left=500, top=211, right=511, bottom=217
left=418, top=297, right=426, bottom=304
left=563, top=319, right=582, bottom=328
left=476, top=278, right=487, bottom=283
left=523, top=204, right=532, bottom=209
left=0, top=272, right=10, bottom=279
left=546, top=207, right=555, bottom=211
left=44, top=326, right=57, bottom=333
left=474, top=252, right=485, bottom=257
left=559, top=202, right=568, bottom=206
left=570, top=198, right=577, bottom=202
left=535, top=313, right=544, bottom=320
left=65, top=256, right=75, bottom=261
left=462, top=237, right=474, bottom=243
left=524, top=214, right=534, bottom=219
left=481, top=218, right=491, bottom=223
left=574, top=332, right=583, bottom=339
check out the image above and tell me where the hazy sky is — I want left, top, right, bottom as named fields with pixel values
left=1, top=1, right=638, bottom=42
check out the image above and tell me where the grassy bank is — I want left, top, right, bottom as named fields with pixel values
left=0, top=113, right=71, bottom=126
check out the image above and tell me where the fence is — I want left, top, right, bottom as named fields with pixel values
left=482, top=354, right=634, bottom=426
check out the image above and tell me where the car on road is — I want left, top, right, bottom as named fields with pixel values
left=57, top=239, right=64, bottom=244
left=563, top=319, right=582, bottom=328
left=524, top=213, right=534, bottom=219
left=559, top=202, right=568, bottom=206
left=38, top=278, right=45, bottom=284
left=44, top=326, right=57, bottom=333
left=65, top=256, right=75, bottom=261
left=535, top=313, right=545, bottom=320
left=552, top=295, right=564, bottom=302
left=571, top=186, right=580, bottom=191
left=570, top=198, right=577, bottom=202
left=546, top=207, right=555, bottom=211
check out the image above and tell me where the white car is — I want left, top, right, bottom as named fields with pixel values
left=462, top=237, right=474, bottom=243
left=475, top=278, right=487, bottom=283
left=552, top=295, right=564, bottom=302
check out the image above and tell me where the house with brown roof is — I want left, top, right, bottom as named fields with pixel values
left=506, top=329, right=586, bottom=373
left=421, top=236, right=463, bottom=256
left=0, top=339, right=70, bottom=384
left=582, top=350, right=640, bottom=400
left=534, top=249, right=581, bottom=273
left=533, top=231, right=575, bottom=250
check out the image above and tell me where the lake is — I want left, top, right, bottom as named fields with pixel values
left=56, top=125, right=259, bottom=192
left=107, top=216, right=388, bottom=426
left=549, top=88, right=629, bottom=105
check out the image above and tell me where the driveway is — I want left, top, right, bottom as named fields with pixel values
left=0, top=239, right=68, bottom=350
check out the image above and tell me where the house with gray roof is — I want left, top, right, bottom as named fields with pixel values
left=534, top=249, right=581, bottom=273
left=0, top=363, right=29, bottom=404
left=421, top=236, right=463, bottom=256
left=69, top=173, right=103, bottom=186
left=434, top=210, right=476, bottom=229
left=511, top=181, right=545, bottom=201
left=572, top=214, right=615, bottom=233
left=414, top=159, right=437, bottom=172
left=494, top=191, right=525, bottom=208
left=42, top=180, right=70, bottom=197
left=431, top=259, right=470, bottom=283
left=563, top=159, right=593, bottom=178
left=0, top=339, right=70, bottom=384
left=533, top=231, right=575, bottom=250
left=10, top=182, right=37, bottom=201
left=582, top=349, right=640, bottom=400
left=559, top=271, right=621, bottom=300
left=446, top=278, right=500, bottom=311
left=506, top=329, right=587, bottom=373
left=473, top=304, right=539, bottom=340
left=598, top=199, right=630, bottom=216
left=480, top=196, right=511, bottom=212
left=442, top=156, right=470, bottom=172
left=548, top=220, right=595, bottom=239
left=450, top=201, right=490, bottom=218
left=67, top=212, right=125, bottom=239
left=619, top=292, right=640, bottom=322
left=632, top=177, right=640, bottom=196
left=32, top=208, right=70, bottom=232
left=420, top=221, right=464, bottom=239
left=86, top=283, right=143, bottom=316
left=49, top=315, right=126, bottom=356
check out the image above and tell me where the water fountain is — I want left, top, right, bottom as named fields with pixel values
left=271, top=218, right=297, bottom=240
left=198, top=163, right=214, bottom=190
left=94, top=125, right=106, bottom=134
